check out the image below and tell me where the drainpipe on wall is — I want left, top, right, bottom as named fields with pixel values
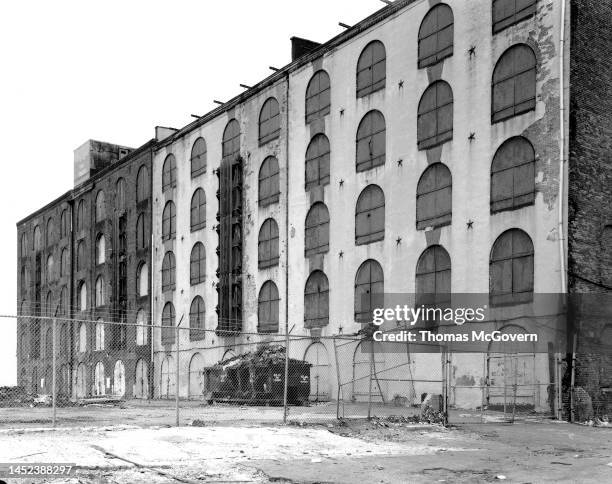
left=282, top=73, right=291, bottom=423
left=149, top=149, right=155, bottom=400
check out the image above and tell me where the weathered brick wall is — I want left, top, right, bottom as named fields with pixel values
left=568, top=0, right=612, bottom=418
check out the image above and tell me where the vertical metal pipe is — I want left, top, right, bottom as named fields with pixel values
left=282, top=72, right=291, bottom=424
left=52, top=317, right=57, bottom=428
left=333, top=337, right=342, bottom=419
left=175, top=315, right=183, bottom=427
left=368, top=339, right=373, bottom=420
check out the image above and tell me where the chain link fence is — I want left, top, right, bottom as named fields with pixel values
left=1, top=315, right=572, bottom=429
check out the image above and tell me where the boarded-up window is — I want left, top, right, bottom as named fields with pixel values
left=259, top=156, right=280, bottom=206
left=190, top=242, right=206, bottom=285
left=490, top=229, right=534, bottom=305
left=76, top=200, right=85, bottom=232
left=95, top=320, right=105, bottom=351
left=258, top=218, right=279, bottom=269
left=95, top=276, right=105, bottom=307
left=46, top=218, right=54, bottom=246
left=356, top=40, right=386, bottom=98
left=304, top=271, right=329, bottom=328
left=138, top=262, right=148, bottom=297
left=95, top=190, right=105, bottom=223
left=492, top=44, right=536, bottom=123
left=416, top=163, right=452, bottom=229
left=116, top=178, right=126, bottom=211
left=162, top=251, right=176, bottom=292
left=190, top=188, right=206, bottom=231
left=355, top=185, right=385, bottom=245
left=258, top=281, right=279, bottom=333
left=416, top=245, right=451, bottom=306
left=356, top=110, right=386, bottom=172
left=162, top=201, right=176, bottom=241
left=305, top=202, right=330, bottom=256
left=305, top=134, right=330, bottom=190
left=136, top=165, right=149, bottom=203
left=161, top=302, right=175, bottom=345
left=95, top=234, right=105, bottom=265
left=418, top=81, right=453, bottom=150
left=493, top=0, right=537, bottom=34
left=491, top=136, right=535, bottom=213
left=46, top=255, right=54, bottom=283
left=60, top=249, right=68, bottom=277
left=222, top=119, right=241, bottom=161
left=79, top=282, right=87, bottom=311
left=418, top=3, right=454, bottom=68
left=76, top=240, right=86, bottom=271
left=60, top=210, right=69, bottom=239
left=306, top=70, right=331, bottom=123
left=259, top=97, right=280, bottom=145
left=33, top=225, right=41, bottom=251
left=354, top=259, right=384, bottom=322
left=189, top=296, right=205, bottom=341
left=162, top=154, right=177, bottom=192
left=136, top=213, right=146, bottom=249
left=191, top=137, right=207, bottom=178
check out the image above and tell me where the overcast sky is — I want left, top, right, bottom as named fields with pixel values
left=0, top=0, right=381, bottom=385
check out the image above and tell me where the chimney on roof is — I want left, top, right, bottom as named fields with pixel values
left=291, top=36, right=321, bottom=61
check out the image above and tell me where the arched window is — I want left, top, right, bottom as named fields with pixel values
left=60, top=249, right=68, bottom=278
left=493, top=0, right=537, bottom=33
left=417, top=81, right=453, bottom=149
left=46, top=218, right=54, bottom=246
left=46, top=255, right=54, bottom=283
left=416, top=163, right=452, bottom=229
left=59, top=286, right=67, bottom=316
left=259, top=97, right=280, bottom=145
left=45, top=291, right=53, bottom=315
left=355, top=185, right=385, bottom=245
left=95, top=190, right=106, bottom=223
left=190, top=188, right=206, bottom=231
left=222, top=119, right=241, bottom=161
left=355, top=259, right=384, bottom=322
left=20, top=265, right=28, bottom=293
left=258, top=218, right=279, bottom=269
left=162, top=201, right=176, bottom=241
left=418, top=3, right=454, bottom=68
left=136, top=165, right=149, bottom=203
left=95, top=276, right=105, bottom=307
left=20, top=232, right=27, bottom=257
left=116, top=178, right=126, bottom=211
left=306, top=70, right=331, bottom=123
left=356, top=40, right=386, bottom=97
left=259, top=156, right=280, bottom=206
left=95, top=234, right=106, bottom=265
left=95, top=319, right=105, bottom=351
left=305, top=134, right=330, bottom=190
left=490, top=229, right=534, bottom=305
left=258, top=281, right=279, bottom=333
left=356, top=110, right=386, bottom=171
left=78, top=322, right=87, bottom=352
left=304, top=271, right=329, bottom=328
left=189, top=296, right=205, bottom=341
left=492, top=44, right=536, bottom=123
left=162, top=154, right=177, bottom=192
left=305, top=203, right=330, bottom=256
left=60, top=209, right=69, bottom=239
left=162, top=251, right=176, bottom=292
left=416, top=245, right=451, bottom=306
left=138, top=262, right=148, bottom=297
left=190, top=243, right=206, bottom=285
left=76, top=200, right=85, bottom=232
left=136, top=213, right=147, bottom=249
left=161, top=302, right=175, bottom=345
left=491, top=136, right=536, bottom=213
left=136, top=309, right=148, bottom=346
left=76, top=240, right=86, bottom=271
left=79, top=281, right=87, bottom=311
left=190, top=137, right=207, bottom=177
left=33, top=225, right=41, bottom=252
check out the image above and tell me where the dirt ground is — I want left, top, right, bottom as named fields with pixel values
left=0, top=417, right=611, bottom=483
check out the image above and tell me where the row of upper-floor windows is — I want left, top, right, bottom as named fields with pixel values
left=161, top=242, right=206, bottom=292
left=156, top=227, right=535, bottom=335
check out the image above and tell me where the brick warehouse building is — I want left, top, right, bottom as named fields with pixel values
left=16, top=137, right=156, bottom=399
left=17, top=0, right=611, bottom=416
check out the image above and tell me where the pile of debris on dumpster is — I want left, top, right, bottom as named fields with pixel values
left=207, top=345, right=311, bottom=406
